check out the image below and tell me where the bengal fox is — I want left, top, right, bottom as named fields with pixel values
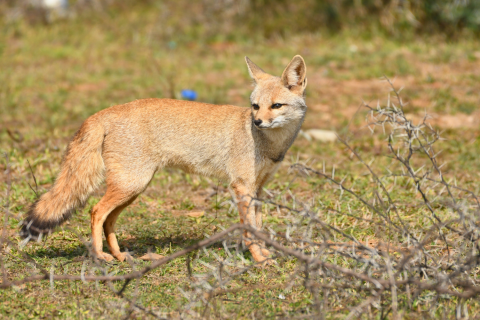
left=20, top=55, right=308, bottom=263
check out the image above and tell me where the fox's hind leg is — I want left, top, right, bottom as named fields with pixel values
left=90, top=189, right=135, bottom=262
left=102, top=196, right=138, bottom=262
left=91, top=171, right=154, bottom=262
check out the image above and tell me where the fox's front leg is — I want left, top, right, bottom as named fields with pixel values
left=255, top=188, right=271, bottom=258
left=231, top=182, right=267, bottom=263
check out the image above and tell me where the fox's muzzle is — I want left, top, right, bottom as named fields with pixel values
left=253, top=119, right=263, bottom=127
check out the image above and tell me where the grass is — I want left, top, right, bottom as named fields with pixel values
left=1, top=2, right=480, bottom=319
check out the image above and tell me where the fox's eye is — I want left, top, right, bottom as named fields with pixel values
left=252, top=104, right=260, bottom=110
left=271, top=103, right=284, bottom=109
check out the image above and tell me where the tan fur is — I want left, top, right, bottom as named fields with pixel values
left=21, top=55, right=308, bottom=263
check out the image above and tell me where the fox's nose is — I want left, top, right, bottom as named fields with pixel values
left=253, top=119, right=262, bottom=127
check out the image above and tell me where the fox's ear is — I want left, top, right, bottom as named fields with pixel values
left=281, top=55, right=307, bottom=91
left=245, top=56, right=267, bottom=82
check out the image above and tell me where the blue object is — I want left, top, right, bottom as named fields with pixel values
left=181, top=89, right=197, bottom=101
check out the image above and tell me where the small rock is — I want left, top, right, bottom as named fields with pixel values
left=305, top=129, right=337, bottom=142
left=299, top=130, right=311, bottom=141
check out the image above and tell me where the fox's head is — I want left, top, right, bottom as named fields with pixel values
left=245, top=55, right=307, bottom=130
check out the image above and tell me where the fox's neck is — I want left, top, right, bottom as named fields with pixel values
left=253, top=115, right=305, bottom=163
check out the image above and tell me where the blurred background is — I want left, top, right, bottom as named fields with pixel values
left=1, top=0, right=480, bottom=137
left=2, top=0, right=480, bottom=199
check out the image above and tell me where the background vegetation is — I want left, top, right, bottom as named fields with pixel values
left=1, top=0, right=480, bottom=319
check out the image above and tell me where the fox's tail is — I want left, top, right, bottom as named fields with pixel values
left=20, top=118, right=106, bottom=241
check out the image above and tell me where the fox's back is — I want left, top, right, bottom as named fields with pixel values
left=91, top=98, right=254, bottom=179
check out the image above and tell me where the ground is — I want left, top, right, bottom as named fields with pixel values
left=1, top=3, right=480, bottom=319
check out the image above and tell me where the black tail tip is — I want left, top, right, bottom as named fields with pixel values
left=20, top=199, right=57, bottom=243
left=19, top=220, right=53, bottom=242
left=20, top=199, right=75, bottom=243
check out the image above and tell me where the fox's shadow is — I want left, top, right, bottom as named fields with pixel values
left=27, top=234, right=223, bottom=260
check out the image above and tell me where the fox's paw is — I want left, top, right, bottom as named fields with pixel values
left=251, top=249, right=275, bottom=267
left=112, top=252, right=133, bottom=262
left=261, top=258, right=277, bottom=267
left=261, top=248, right=272, bottom=258
left=95, top=252, right=114, bottom=262
left=254, top=256, right=276, bottom=268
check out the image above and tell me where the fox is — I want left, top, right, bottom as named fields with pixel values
left=20, top=55, right=308, bottom=263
